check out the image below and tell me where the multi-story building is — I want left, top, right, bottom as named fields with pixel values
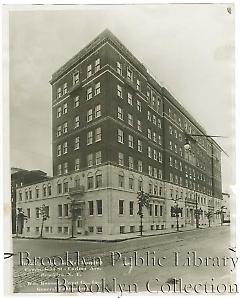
left=11, top=168, right=49, bottom=234
left=16, top=29, right=222, bottom=238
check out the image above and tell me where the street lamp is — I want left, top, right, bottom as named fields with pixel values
left=137, top=191, right=150, bottom=236
left=171, top=198, right=182, bottom=232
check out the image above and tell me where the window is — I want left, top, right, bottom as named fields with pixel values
left=130, top=201, right=134, bottom=215
left=137, top=140, right=142, bottom=152
left=87, top=109, right=93, bottom=122
left=96, top=173, right=102, bottom=188
left=158, top=152, right=162, bottom=163
left=96, top=200, right=102, bottom=215
left=36, top=207, right=40, bottom=219
left=153, top=149, right=157, bottom=160
left=129, top=156, right=134, bottom=169
left=119, top=200, right=124, bottom=215
left=127, top=93, right=133, bottom=105
left=120, top=226, right=125, bottom=234
left=25, top=190, right=28, bottom=200
left=57, top=87, right=62, bottom=99
left=169, top=141, right=173, bottom=150
left=63, top=103, right=67, bottom=114
left=63, top=142, right=68, bottom=154
left=57, top=106, right=62, bottom=118
left=75, top=158, right=80, bottom=170
left=118, top=152, right=124, bottom=166
left=29, top=190, right=32, bottom=199
left=153, top=132, right=157, bottom=142
left=74, top=116, right=80, bottom=128
left=118, top=172, right=124, bottom=188
left=95, top=104, right=101, bottom=118
left=117, top=85, right=123, bottom=98
left=64, top=227, right=69, bottom=234
left=63, top=180, right=68, bottom=193
left=58, top=164, right=62, bottom=175
left=87, top=87, right=93, bottom=100
left=63, top=122, right=68, bottom=133
left=88, top=201, right=94, bottom=215
left=87, top=154, right=93, bottom=167
left=129, top=177, right=134, bottom=190
left=88, top=226, right=94, bottom=233
left=63, top=162, right=68, bottom=174
left=158, top=119, right=162, bottom=128
left=148, top=146, right=152, bottom=158
left=57, top=181, right=62, bottom=194
left=137, top=120, right=142, bottom=131
left=58, top=205, right=62, bottom=217
left=170, top=173, right=174, bottom=182
left=57, top=125, right=62, bottom=137
left=87, top=64, right=92, bottom=78
left=116, top=61, right=122, bottom=75
left=160, top=206, right=163, bottom=216
left=48, top=184, right=51, bottom=196
left=152, top=95, right=156, bottom=106
left=95, top=82, right=101, bottom=95
left=35, top=188, right=39, bottom=199
left=154, top=168, right=157, bottom=178
left=138, top=160, right=143, bottom=172
left=138, top=178, right=143, bottom=191
left=137, top=100, right=142, bottom=111
left=148, top=111, right=151, bottom=121
left=148, top=165, right=153, bottom=176
left=148, top=128, right=151, bottom=139
left=96, top=151, right=102, bottom=165
left=74, top=136, right=80, bottom=150
left=128, top=135, right=134, bottom=148
left=95, top=58, right=100, bottom=72
left=95, top=127, right=102, bottom=142
left=73, top=71, right=79, bottom=85
left=128, top=114, right=133, bottom=126
left=136, top=79, right=141, bottom=91
left=74, top=96, right=80, bottom=107
left=27, top=208, right=30, bottom=218
left=155, top=205, right=158, bottom=217
left=175, top=144, right=178, bottom=153
left=169, top=156, right=173, bottom=166
left=87, top=131, right=93, bottom=145
left=117, top=106, right=123, bottom=120
left=149, top=182, right=153, bottom=194
left=117, top=129, right=124, bottom=143
left=159, top=169, right=163, bottom=180
left=158, top=135, right=162, bottom=145
left=152, top=115, right=156, bottom=125
left=57, top=144, right=61, bottom=157
left=169, top=125, right=173, bottom=134
left=127, top=68, right=133, bottom=81
left=87, top=176, right=94, bottom=189
left=64, top=204, right=69, bottom=216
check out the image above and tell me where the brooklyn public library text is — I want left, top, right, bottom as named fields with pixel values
left=19, top=250, right=238, bottom=272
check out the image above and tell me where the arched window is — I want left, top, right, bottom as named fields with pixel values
left=19, top=191, right=22, bottom=201
left=118, top=171, right=124, bottom=188
left=57, top=180, right=62, bottom=194
left=87, top=172, right=94, bottom=189
left=138, top=176, right=143, bottom=191
left=74, top=175, right=80, bottom=188
left=63, top=179, right=69, bottom=193
left=95, top=171, right=102, bottom=188
left=128, top=174, right=134, bottom=190
left=35, top=187, right=39, bottom=199
left=43, top=184, right=47, bottom=197
left=48, top=183, right=52, bottom=196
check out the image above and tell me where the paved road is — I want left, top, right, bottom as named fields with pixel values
left=12, top=225, right=237, bottom=294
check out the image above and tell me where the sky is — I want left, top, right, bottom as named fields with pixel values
left=8, top=4, right=235, bottom=193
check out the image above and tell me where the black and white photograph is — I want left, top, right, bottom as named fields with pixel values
left=2, top=1, right=238, bottom=295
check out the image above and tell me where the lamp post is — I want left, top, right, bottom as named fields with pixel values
left=171, top=198, right=182, bottom=232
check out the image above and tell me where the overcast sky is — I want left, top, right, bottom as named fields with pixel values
left=8, top=4, right=234, bottom=193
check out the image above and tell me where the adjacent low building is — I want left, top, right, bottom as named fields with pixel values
left=15, top=29, right=223, bottom=238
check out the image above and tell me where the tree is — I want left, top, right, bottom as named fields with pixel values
left=137, top=191, right=150, bottom=236
left=205, top=211, right=213, bottom=227
left=16, top=208, right=27, bottom=236
left=39, top=204, right=49, bottom=238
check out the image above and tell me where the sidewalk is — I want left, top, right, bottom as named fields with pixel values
left=13, top=223, right=224, bottom=242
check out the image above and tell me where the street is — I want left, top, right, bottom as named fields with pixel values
left=12, top=225, right=237, bottom=294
